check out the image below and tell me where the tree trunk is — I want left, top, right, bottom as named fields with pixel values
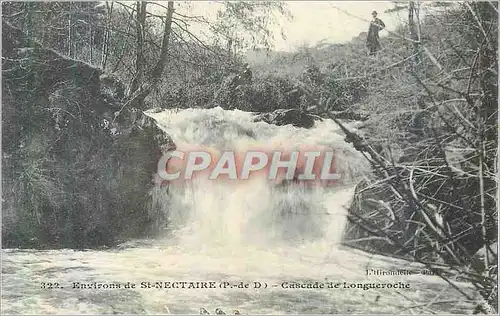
left=150, top=1, right=174, bottom=82
left=129, top=1, right=148, bottom=98
left=408, top=1, right=420, bottom=63
left=89, top=24, right=93, bottom=64
left=101, top=1, right=114, bottom=70
left=124, top=1, right=174, bottom=111
left=67, top=7, right=72, bottom=58
left=227, top=37, right=233, bottom=59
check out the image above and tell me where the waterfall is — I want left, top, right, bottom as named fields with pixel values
left=147, top=107, right=370, bottom=251
left=2, top=107, right=473, bottom=315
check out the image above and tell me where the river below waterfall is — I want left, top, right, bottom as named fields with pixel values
left=2, top=108, right=479, bottom=314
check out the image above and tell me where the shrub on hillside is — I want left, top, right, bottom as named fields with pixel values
left=340, top=3, right=498, bottom=311
left=206, top=64, right=369, bottom=114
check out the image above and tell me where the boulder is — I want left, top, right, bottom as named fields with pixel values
left=253, top=108, right=322, bottom=129
left=471, top=243, right=498, bottom=271
left=2, top=21, right=173, bottom=249
left=328, top=110, right=370, bottom=121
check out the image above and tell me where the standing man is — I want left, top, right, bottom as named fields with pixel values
left=366, top=11, right=386, bottom=56
left=240, top=63, right=253, bottom=84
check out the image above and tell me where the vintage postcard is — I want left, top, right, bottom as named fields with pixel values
left=1, top=1, right=498, bottom=315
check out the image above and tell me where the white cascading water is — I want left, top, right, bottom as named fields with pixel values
left=148, top=107, right=369, bottom=251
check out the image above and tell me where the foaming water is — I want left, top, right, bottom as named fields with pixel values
left=2, top=107, right=478, bottom=314
left=148, top=107, right=368, bottom=251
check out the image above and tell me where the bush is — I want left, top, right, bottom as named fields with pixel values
left=340, top=3, right=498, bottom=311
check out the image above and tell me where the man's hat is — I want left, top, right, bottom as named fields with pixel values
left=372, top=10, right=378, bottom=15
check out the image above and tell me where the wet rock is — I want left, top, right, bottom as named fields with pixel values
left=470, top=243, right=498, bottom=271
left=328, top=110, right=370, bottom=121
left=253, top=109, right=321, bottom=129
left=100, top=73, right=125, bottom=101
left=2, top=20, right=173, bottom=249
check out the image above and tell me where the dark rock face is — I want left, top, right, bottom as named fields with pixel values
left=253, top=109, right=321, bottom=129
left=2, top=21, right=173, bottom=249
left=341, top=179, right=404, bottom=257
left=471, top=243, right=498, bottom=271
left=328, top=110, right=370, bottom=122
